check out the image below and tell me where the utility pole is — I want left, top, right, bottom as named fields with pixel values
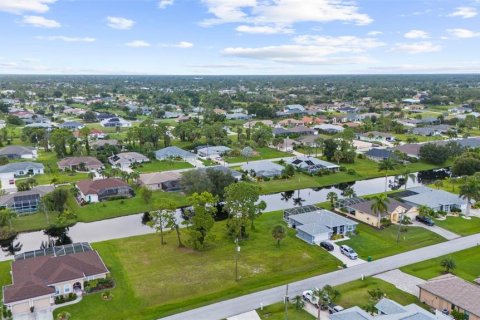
left=235, top=238, right=240, bottom=281
left=284, top=284, right=289, bottom=320
left=396, top=210, right=405, bottom=243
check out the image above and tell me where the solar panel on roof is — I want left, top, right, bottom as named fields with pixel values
left=292, top=159, right=302, bottom=165
left=305, top=160, right=314, bottom=166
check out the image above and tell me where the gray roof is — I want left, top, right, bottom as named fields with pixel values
left=375, top=298, right=407, bottom=315
left=296, top=223, right=331, bottom=235
left=204, top=166, right=242, bottom=178
left=289, top=210, right=358, bottom=228
left=315, top=124, right=345, bottom=132
left=155, top=146, right=196, bottom=159
left=287, top=156, right=339, bottom=169
left=242, top=161, right=284, bottom=177
left=401, top=186, right=466, bottom=209
left=0, top=162, right=44, bottom=174
left=0, top=146, right=35, bottom=156
left=197, top=146, right=231, bottom=155
left=0, top=185, right=54, bottom=206
left=330, top=306, right=372, bottom=320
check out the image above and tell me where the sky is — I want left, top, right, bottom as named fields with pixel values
left=0, top=0, right=479, bottom=75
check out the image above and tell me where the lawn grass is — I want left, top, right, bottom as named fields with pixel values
left=55, top=211, right=342, bottom=320
left=225, top=147, right=290, bottom=163
left=337, top=223, right=445, bottom=260
left=257, top=158, right=446, bottom=194
left=258, top=303, right=314, bottom=320
left=32, top=150, right=89, bottom=185
left=335, top=277, right=422, bottom=309
left=0, top=261, right=11, bottom=300
left=401, top=246, right=480, bottom=282
left=12, top=211, right=63, bottom=232
left=133, top=160, right=192, bottom=173
left=434, top=216, right=480, bottom=236
left=67, top=191, right=189, bottom=222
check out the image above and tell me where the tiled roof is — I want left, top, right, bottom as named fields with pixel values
left=76, top=178, right=130, bottom=195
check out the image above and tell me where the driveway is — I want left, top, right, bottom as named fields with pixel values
left=13, top=310, right=53, bottom=320
left=374, top=269, right=426, bottom=296
left=328, top=242, right=366, bottom=267
left=411, top=221, right=460, bottom=240
left=227, top=310, right=261, bottom=320
left=159, top=232, right=480, bottom=320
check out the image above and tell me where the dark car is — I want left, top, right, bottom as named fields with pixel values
left=416, top=215, right=435, bottom=226
left=320, top=241, right=334, bottom=251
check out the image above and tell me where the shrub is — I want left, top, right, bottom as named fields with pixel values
left=339, top=166, right=347, bottom=172
left=347, top=169, right=356, bottom=175
left=357, top=153, right=364, bottom=159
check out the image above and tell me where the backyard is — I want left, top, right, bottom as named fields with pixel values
left=55, top=211, right=342, bottom=319
left=401, top=246, right=480, bottom=282
left=224, top=147, right=290, bottom=163
left=133, top=160, right=192, bottom=173
left=337, top=223, right=446, bottom=260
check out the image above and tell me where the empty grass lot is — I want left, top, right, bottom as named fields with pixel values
left=225, top=147, right=290, bottom=163
left=337, top=223, right=445, bottom=260
left=401, top=246, right=480, bottom=282
left=434, top=216, right=480, bottom=236
left=335, top=277, right=424, bottom=309
left=55, top=211, right=342, bottom=320
left=133, top=160, right=192, bottom=173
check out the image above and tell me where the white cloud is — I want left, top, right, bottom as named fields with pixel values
left=36, top=35, right=96, bottom=42
left=390, top=42, right=441, bottom=54
left=22, top=15, right=60, bottom=28
left=0, top=0, right=56, bottom=14
left=235, top=25, right=293, bottom=34
left=160, top=41, right=194, bottom=48
left=158, top=0, right=174, bottom=9
left=201, top=0, right=372, bottom=33
left=106, top=16, right=135, bottom=30
left=448, top=7, right=477, bottom=18
left=367, top=31, right=382, bottom=36
left=126, top=40, right=151, bottom=48
left=222, top=34, right=383, bottom=65
left=404, top=29, right=429, bottom=39
left=447, top=28, right=480, bottom=38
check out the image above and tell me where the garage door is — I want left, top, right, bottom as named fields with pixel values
left=33, top=297, right=51, bottom=310
left=11, top=302, right=30, bottom=315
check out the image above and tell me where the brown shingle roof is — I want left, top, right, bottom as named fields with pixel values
left=139, top=172, right=181, bottom=185
left=418, top=274, right=480, bottom=316
left=4, top=250, right=108, bottom=303
left=76, top=178, right=130, bottom=195
left=57, top=156, right=103, bottom=169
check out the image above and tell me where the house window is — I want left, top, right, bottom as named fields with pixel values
left=64, top=284, right=71, bottom=294
left=55, top=287, right=60, bottom=295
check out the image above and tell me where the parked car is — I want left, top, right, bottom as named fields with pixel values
left=328, top=303, right=344, bottom=314
left=416, top=215, right=435, bottom=226
left=340, top=245, right=358, bottom=260
left=320, top=241, right=334, bottom=251
left=302, top=289, right=319, bottom=307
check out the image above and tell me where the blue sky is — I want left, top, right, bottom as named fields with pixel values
left=0, top=0, right=479, bottom=75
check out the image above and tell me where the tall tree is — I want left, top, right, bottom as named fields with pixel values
left=187, top=192, right=218, bottom=250
left=370, top=194, right=390, bottom=228
left=459, top=176, right=480, bottom=216
left=147, top=201, right=176, bottom=245
left=271, top=225, right=286, bottom=247
left=378, top=158, right=397, bottom=192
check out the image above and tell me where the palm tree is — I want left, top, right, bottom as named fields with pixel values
left=378, top=158, right=397, bottom=192
left=293, top=295, right=305, bottom=311
left=0, top=208, right=17, bottom=231
left=401, top=168, right=416, bottom=190
left=434, top=180, right=444, bottom=190
left=271, top=225, right=286, bottom=247
left=449, top=177, right=459, bottom=192
left=88, top=172, right=96, bottom=180
left=441, top=257, right=456, bottom=273
left=459, top=176, right=480, bottom=217
left=314, top=137, right=324, bottom=157
left=343, top=186, right=356, bottom=198
left=370, top=194, right=390, bottom=228
left=327, top=192, right=338, bottom=209
left=129, top=171, right=140, bottom=184
left=314, top=285, right=340, bottom=320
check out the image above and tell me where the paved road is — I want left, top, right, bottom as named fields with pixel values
left=160, top=233, right=480, bottom=320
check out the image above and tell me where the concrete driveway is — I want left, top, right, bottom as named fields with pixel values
left=328, top=242, right=366, bottom=267
left=374, top=269, right=426, bottom=296
left=13, top=310, right=53, bottom=320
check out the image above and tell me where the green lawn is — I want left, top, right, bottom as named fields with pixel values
left=434, top=216, right=480, bottom=236
left=225, top=147, right=290, bottom=163
left=31, top=150, right=89, bottom=185
left=258, top=303, right=314, bottom=320
left=258, top=158, right=446, bottom=194
left=134, top=160, right=192, bottom=173
left=401, top=246, right=480, bottom=282
left=68, top=191, right=189, bottom=222
left=335, top=278, right=423, bottom=309
left=337, top=223, right=445, bottom=260
left=0, top=261, right=11, bottom=300
left=55, top=211, right=342, bottom=320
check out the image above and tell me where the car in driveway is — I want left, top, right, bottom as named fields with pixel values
left=416, top=215, right=435, bottom=226
left=328, top=303, right=344, bottom=314
left=340, top=245, right=358, bottom=260
left=320, top=241, right=334, bottom=251
left=302, top=289, right=319, bottom=307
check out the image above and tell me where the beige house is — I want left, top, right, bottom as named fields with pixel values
left=3, top=243, right=109, bottom=316
left=339, top=197, right=417, bottom=228
left=138, top=171, right=182, bottom=192
left=418, top=274, right=480, bottom=320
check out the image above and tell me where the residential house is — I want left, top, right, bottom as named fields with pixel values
left=275, top=138, right=298, bottom=152
left=283, top=205, right=357, bottom=244
left=74, top=128, right=106, bottom=140
left=109, top=152, right=150, bottom=170
left=100, top=117, right=132, bottom=128
left=243, top=120, right=273, bottom=128
left=412, top=125, right=452, bottom=136
left=286, top=156, right=339, bottom=174
left=418, top=274, right=480, bottom=320
left=213, top=108, right=227, bottom=115
left=57, top=156, right=103, bottom=172
left=357, top=131, right=396, bottom=143
left=226, top=113, right=251, bottom=120
left=273, top=126, right=315, bottom=136
left=3, top=243, right=109, bottom=317
left=90, top=139, right=118, bottom=149
left=392, top=143, right=422, bottom=159
left=242, top=161, right=284, bottom=178
left=0, top=146, right=37, bottom=160
left=24, top=122, right=55, bottom=131
left=0, top=185, right=54, bottom=214
left=196, top=146, right=231, bottom=158
left=314, top=124, right=344, bottom=134
left=202, top=166, right=242, bottom=181
left=278, top=119, right=303, bottom=127
left=400, top=186, right=466, bottom=212
left=155, top=146, right=196, bottom=162
left=337, top=197, right=417, bottom=228
left=59, top=121, right=84, bottom=131
left=76, top=178, right=134, bottom=203
left=330, top=298, right=439, bottom=320
left=0, top=162, right=44, bottom=191
left=365, top=148, right=398, bottom=162
left=138, top=171, right=182, bottom=191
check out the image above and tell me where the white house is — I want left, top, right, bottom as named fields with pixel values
left=0, top=162, right=44, bottom=192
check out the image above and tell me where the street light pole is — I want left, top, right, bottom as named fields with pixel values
left=284, top=284, right=289, bottom=320
left=396, top=210, right=405, bottom=243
